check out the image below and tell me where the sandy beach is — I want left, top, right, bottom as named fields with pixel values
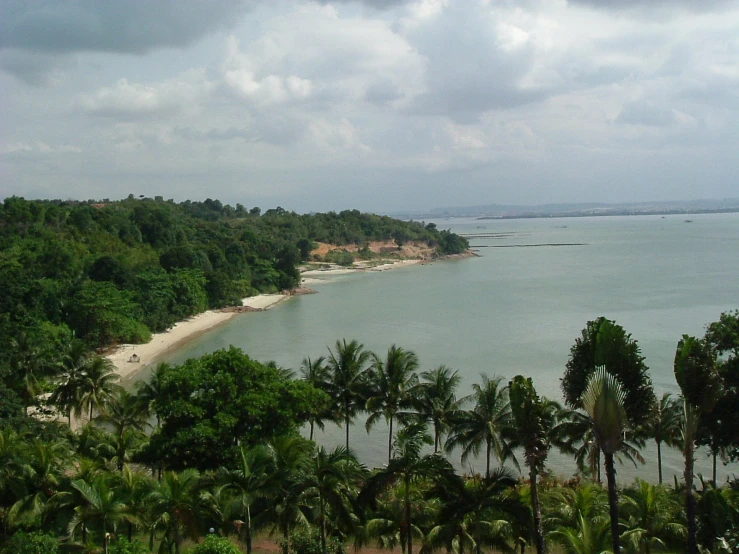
left=107, top=293, right=288, bottom=380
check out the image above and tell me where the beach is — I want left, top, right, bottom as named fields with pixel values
left=107, top=294, right=287, bottom=380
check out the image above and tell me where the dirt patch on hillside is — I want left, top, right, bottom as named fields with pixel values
left=312, top=240, right=435, bottom=260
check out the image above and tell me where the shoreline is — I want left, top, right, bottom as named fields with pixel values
left=108, top=252, right=476, bottom=383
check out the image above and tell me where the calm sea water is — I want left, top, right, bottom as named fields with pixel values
left=128, top=213, right=739, bottom=483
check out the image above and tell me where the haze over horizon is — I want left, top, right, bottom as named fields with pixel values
left=2, top=0, right=738, bottom=213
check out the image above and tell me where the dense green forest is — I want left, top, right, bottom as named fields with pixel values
left=0, top=311, right=737, bottom=554
left=0, top=195, right=467, bottom=351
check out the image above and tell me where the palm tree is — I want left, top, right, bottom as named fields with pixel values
left=300, top=356, right=332, bottom=441
left=674, top=334, right=722, bottom=554
left=69, top=475, right=129, bottom=554
left=147, top=469, right=202, bottom=554
left=113, top=464, right=154, bottom=542
left=445, top=374, right=517, bottom=478
left=427, top=468, right=523, bottom=554
left=508, top=375, right=558, bottom=554
left=135, top=362, right=169, bottom=429
left=263, top=435, right=314, bottom=543
left=643, top=392, right=682, bottom=484
left=550, top=514, right=612, bottom=554
left=326, top=339, right=372, bottom=450
left=581, top=366, right=627, bottom=554
left=362, top=424, right=456, bottom=554
left=620, top=480, right=685, bottom=554
left=365, top=345, right=420, bottom=464
left=412, top=366, right=463, bottom=453
left=78, top=355, right=121, bottom=423
left=7, top=331, right=53, bottom=413
left=49, top=339, right=90, bottom=425
left=215, top=445, right=272, bottom=554
left=300, top=446, right=365, bottom=554
left=96, top=389, right=150, bottom=471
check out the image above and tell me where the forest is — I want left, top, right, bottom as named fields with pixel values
left=0, top=195, right=467, bottom=354
left=0, top=310, right=738, bottom=554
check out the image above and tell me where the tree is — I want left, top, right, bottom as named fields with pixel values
left=365, top=345, right=420, bottom=464
left=300, top=446, right=365, bottom=554
left=299, top=357, right=331, bottom=441
left=362, top=424, right=456, bottom=554
left=215, top=445, right=271, bottom=554
left=147, top=347, right=326, bottom=470
left=674, top=334, right=722, bottom=554
left=620, top=480, right=685, bottom=554
left=427, top=468, right=523, bottom=554
left=701, top=310, right=739, bottom=466
left=77, top=355, right=121, bottom=423
left=581, top=367, right=627, bottom=554
left=147, top=469, right=202, bottom=554
left=445, top=374, right=516, bottom=478
left=96, top=390, right=150, bottom=471
left=134, top=362, right=168, bottom=429
left=508, top=375, right=557, bottom=554
left=49, top=339, right=90, bottom=426
left=412, top=366, right=463, bottom=453
left=562, top=317, right=655, bottom=427
left=643, top=393, right=682, bottom=484
left=69, top=475, right=129, bottom=554
left=326, top=339, right=372, bottom=450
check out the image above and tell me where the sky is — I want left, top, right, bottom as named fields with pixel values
left=1, top=0, right=738, bottom=213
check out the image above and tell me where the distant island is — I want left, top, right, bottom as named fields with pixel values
left=393, top=198, right=739, bottom=220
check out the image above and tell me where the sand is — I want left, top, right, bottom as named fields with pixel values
left=107, top=293, right=288, bottom=380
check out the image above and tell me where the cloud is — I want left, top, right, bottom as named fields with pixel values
left=615, top=100, right=677, bottom=126
left=0, top=141, right=82, bottom=155
left=79, top=70, right=213, bottom=118
left=0, top=0, right=249, bottom=54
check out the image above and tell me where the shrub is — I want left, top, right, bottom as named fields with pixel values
left=187, top=535, right=241, bottom=554
left=0, top=531, right=59, bottom=554
left=109, top=538, right=150, bottom=554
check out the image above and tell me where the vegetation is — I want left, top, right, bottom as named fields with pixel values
left=1, top=196, right=738, bottom=552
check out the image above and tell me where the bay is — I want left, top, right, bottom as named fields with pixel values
left=129, top=213, right=739, bottom=483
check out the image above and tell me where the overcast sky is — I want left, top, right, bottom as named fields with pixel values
left=1, top=0, right=738, bottom=212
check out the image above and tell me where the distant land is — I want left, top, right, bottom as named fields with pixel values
left=391, top=198, right=739, bottom=220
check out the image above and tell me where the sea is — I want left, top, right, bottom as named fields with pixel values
left=126, top=212, right=739, bottom=484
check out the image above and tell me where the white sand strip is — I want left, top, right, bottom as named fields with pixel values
left=107, top=310, right=239, bottom=379
left=242, top=294, right=288, bottom=309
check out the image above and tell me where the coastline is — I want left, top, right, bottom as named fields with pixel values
left=108, top=252, right=476, bottom=383
left=108, top=294, right=287, bottom=381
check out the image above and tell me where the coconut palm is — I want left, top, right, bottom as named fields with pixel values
left=643, top=392, right=682, bottom=484
left=508, top=375, right=559, bottom=554
left=214, top=445, right=272, bottom=554
left=674, top=334, right=722, bottom=554
left=581, top=366, right=627, bottom=554
left=549, top=514, right=612, bottom=554
left=69, top=474, right=129, bottom=554
left=620, top=480, right=685, bottom=554
left=300, top=446, right=365, bottom=554
left=78, top=355, right=121, bottom=423
left=96, top=389, right=150, bottom=471
left=135, top=362, right=169, bottom=429
left=300, top=356, right=332, bottom=441
left=112, top=464, right=154, bottom=542
left=263, top=435, right=314, bottom=543
left=147, top=469, right=203, bottom=554
left=412, top=365, right=463, bottom=453
left=362, top=423, right=456, bottom=554
left=445, top=374, right=517, bottom=478
left=365, top=345, right=420, bottom=464
left=7, top=331, right=54, bottom=412
left=326, top=339, right=372, bottom=450
left=49, top=339, right=90, bottom=425
left=427, top=468, right=523, bottom=554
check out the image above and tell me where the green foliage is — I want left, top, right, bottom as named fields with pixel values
left=0, top=531, right=59, bottom=554
left=323, top=250, right=354, bottom=266
left=109, top=538, right=150, bottom=554
left=562, top=317, right=655, bottom=426
left=0, top=196, right=465, bottom=354
left=188, top=535, right=242, bottom=554
left=147, top=347, right=328, bottom=470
